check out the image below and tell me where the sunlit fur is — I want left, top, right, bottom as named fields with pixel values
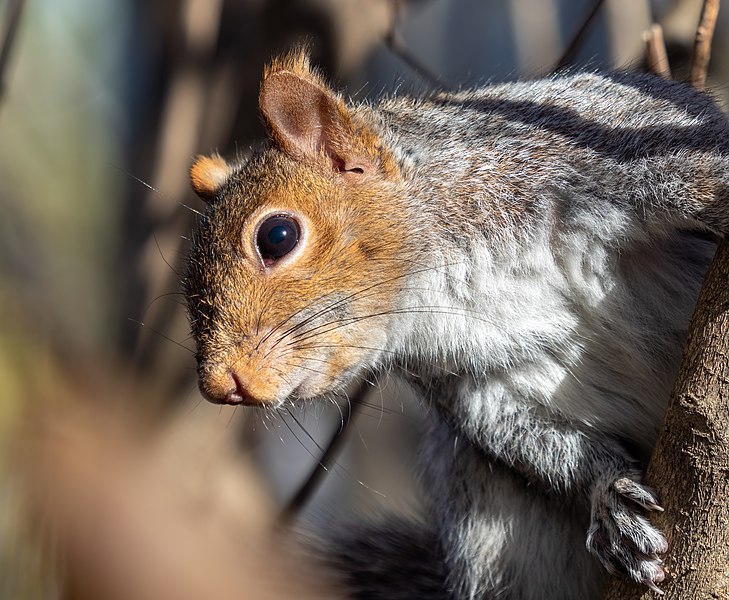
left=186, top=149, right=416, bottom=405
left=185, top=51, right=729, bottom=599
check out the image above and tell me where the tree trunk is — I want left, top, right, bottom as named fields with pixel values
left=604, top=239, right=729, bottom=599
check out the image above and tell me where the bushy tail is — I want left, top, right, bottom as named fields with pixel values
left=321, top=517, right=450, bottom=599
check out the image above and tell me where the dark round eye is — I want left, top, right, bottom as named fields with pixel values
left=256, top=215, right=300, bottom=261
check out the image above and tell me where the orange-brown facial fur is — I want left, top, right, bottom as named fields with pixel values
left=185, top=51, right=414, bottom=407
left=186, top=150, right=411, bottom=406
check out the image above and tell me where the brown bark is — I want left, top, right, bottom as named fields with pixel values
left=690, top=0, right=720, bottom=90
left=604, top=241, right=729, bottom=598
left=643, top=24, right=671, bottom=80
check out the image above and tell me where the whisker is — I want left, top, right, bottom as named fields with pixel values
left=111, top=164, right=163, bottom=194
left=226, top=405, right=239, bottom=428
left=280, top=360, right=331, bottom=378
left=289, top=306, right=498, bottom=348
left=280, top=381, right=386, bottom=523
left=153, top=232, right=182, bottom=277
left=355, top=400, right=413, bottom=420
left=112, top=163, right=207, bottom=221
left=330, top=394, right=346, bottom=431
left=128, top=318, right=195, bottom=354
left=140, top=291, right=187, bottom=320
left=279, top=412, right=324, bottom=463
left=278, top=343, right=458, bottom=377
left=179, top=202, right=205, bottom=218
left=260, top=260, right=467, bottom=354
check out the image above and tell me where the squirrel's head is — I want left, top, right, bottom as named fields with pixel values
left=185, top=51, right=415, bottom=408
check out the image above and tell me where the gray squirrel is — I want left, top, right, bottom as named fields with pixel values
left=184, top=50, right=729, bottom=599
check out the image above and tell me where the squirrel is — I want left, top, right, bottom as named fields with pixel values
left=184, top=50, right=729, bottom=599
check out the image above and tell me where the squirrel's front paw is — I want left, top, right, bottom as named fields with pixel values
left=586, top=476, right=668, bottom=593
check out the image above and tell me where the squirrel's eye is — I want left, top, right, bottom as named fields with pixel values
left=256, top=215, right=300, bottom=262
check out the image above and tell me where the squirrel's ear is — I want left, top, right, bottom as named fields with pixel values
left=190, top=154, right=230, bottom=202
left=259, top=53, right=379, bottom=176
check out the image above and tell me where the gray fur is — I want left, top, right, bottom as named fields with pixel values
left=345, top=72, right=727, bottom=598
left=187, top=71, right=729, bottom=598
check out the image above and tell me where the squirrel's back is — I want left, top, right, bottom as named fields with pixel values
left=373, top=72, right=728, bottom=234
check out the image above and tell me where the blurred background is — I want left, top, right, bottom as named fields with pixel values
left=0, top=0, right=728, bottom=597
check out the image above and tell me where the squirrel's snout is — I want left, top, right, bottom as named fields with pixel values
left=193, top=322, right=361, bottom=406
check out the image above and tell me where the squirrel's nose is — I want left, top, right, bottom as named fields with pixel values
left=198, top=369, right=263, bottom=405
left=225, top=371, right=260, bottom=405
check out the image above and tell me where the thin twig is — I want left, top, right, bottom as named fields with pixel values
left=279, top=380, right=368, bottom=524
left=643, top=24, right=671, bottom=79
left=690, top=0, right=720, bottom=91
left=554, top=0, right=607, bottom=72
left=382, top=0, right=448, bottom=91
left=0, top=0, right=26, bottom=102
left=384, top=28, right=449, bottom=91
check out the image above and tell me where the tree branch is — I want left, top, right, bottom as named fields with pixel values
left=690, top=0, right=720, bottom=90
left=382, top=0, right=449, bottom=91
left=554, top=0, right=607, bottom=72
left=280, top=380, right=368, bottom=525
left=643, top=24, right=671, bottom=79
left=604, top=241, right=729, bottom=599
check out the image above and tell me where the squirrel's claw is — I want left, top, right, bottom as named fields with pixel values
left=587, top=477, right=668, bottom=591
left=613, top=477, right=664, bottom=513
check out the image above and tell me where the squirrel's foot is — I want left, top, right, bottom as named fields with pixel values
left=587, top=476, right=668, bottom=593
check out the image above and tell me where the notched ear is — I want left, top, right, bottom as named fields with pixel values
left=190, top=154, right=231, bottom=202
left=259, top=53, right=390, bottom=178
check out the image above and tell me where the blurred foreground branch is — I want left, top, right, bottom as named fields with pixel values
left=19, top=372, right=343, bottom=600
left=130, top=0, right=226, bottom=377
left=281, top=380, right=369, bottom=524
left=383, top=0, right=447, bottom=90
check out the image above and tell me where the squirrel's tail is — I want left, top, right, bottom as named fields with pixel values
left=321, top=517, right=449, bottom=599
